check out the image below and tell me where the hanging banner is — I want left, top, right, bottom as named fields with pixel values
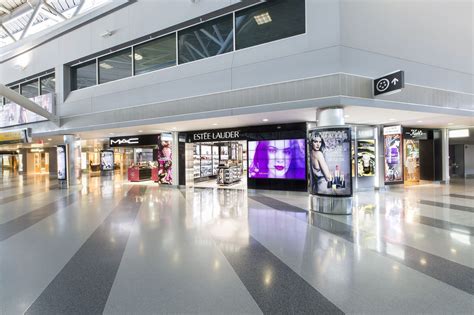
left=383, top=126, right=403, bottom=184
left=357, top=140, right=376, bottom=177
left=57, top=144, right=67, bottom=181
left=308, top=127, right=352, bottom=197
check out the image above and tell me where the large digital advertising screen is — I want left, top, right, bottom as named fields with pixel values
left=383, top=126, right=403, bottom=184
left=248, top=139, right=305, bottom=179
left=308, top=127, right=352, bottom=197
left=0, top=93, right=54, bottom=128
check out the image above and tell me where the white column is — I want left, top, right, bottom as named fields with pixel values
left=441, top=128, right=450, bottom=183
left=172, top=132, right=179, bottom=186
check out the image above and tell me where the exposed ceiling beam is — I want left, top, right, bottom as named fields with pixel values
left=0, top=0, right=41, bottom=24
left=0, top=6, right=12, bottom=14
left=40, top=7, right=63, bottom=22
left=0, top=84, right=59, bottom=126
left=42, top=1, right=67, bottom=21
left=0, top=23, right=16, bottom=42
left=72, top=0, right=86, bottom=17
left=19, top=0, right=43, bottom=40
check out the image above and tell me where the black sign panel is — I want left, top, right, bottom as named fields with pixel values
left=404, top=128, right=428, bottom=140
left=109, top=134, right=159, bottom=147
left=374, top=70, right=404, bottom=96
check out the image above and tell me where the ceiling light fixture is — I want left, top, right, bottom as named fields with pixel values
left=99, top=62, right=113, bottom=69
left=254, top=12, right=272, bottom=25
left=449, top=129, right=469, bottom=138
left=389, top=118, right=396, bottom=121
left=417, top=120, right=423, bottom=123
left=138, top=130, right=143, bottom=133
left=47, top=138, right=52, bottom=141
left=134, top=53, right=143, bottom=61
left=212, top=123, right=218, bottom=126
left=262, top=118, right=269, bottom=122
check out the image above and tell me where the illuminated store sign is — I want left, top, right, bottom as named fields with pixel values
left=109, top=134, right=161, bottom=147
left=193, top=130, right=240, bottom=141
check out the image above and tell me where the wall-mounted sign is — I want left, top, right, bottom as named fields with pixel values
left=192, top=130, right=241, bottom=142
left=100, top=150, right=114, bottom=171
left=308, top=127, right=352, bottom=197
left=0, top=129, right=31, bottom=144
left=57, top=144, right=67, bottom=181
left=374, top=70, right=404, bottom=96
left=383, top=126, right=403, bottom=184
left=404, top=128, right=428, bottom=140
left=109, top=134, right=161, bottom=147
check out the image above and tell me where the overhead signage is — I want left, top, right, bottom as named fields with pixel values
left=189, top=129, right=241, bottom=142
left=0, top=128, right=31, bottom=144
left=109, top=134, right=161, bottom=147
left=374, top=70, right=404, bottom=96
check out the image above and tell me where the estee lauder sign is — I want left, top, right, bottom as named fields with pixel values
left=192, top=130, right=241, bottom=142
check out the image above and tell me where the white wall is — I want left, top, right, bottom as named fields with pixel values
left=340, top=0, right=473, bottom=93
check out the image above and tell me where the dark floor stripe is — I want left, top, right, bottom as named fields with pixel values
left=249, top=195, right=474, bottom=295
left=448, top=193, right=474, bottom=200
left=217, top=236, right=344, bottom=314
left=419, top=200, right=474, bottom=213
left=26, top=186, right=146, bottom=315
left=0, top=184, right=59, bottom=205
left=0, top=180, right=50, bottom=192
left=416, top=215, right=473, bottom=235
left=0, top=191, right=79, bottom=242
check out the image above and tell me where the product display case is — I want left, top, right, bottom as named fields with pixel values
left=128, top=164, right=153, bottom=181
left=217, top=165, right=242, bottom=185
left=212, top=145, right=219, bottom=175
left=193, top=144, right=201, bottom=178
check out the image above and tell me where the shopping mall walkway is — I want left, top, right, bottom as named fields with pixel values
left=0, top=174, right=473, bottom=314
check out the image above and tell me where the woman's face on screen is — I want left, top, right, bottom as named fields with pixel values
left=267, top=141, right=292, bottom=178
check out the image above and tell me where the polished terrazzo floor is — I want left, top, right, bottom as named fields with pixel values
left=0, top=174, right=473, bottom=314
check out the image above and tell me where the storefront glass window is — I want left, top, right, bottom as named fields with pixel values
left=178, top=14, right=233, bottom=64
left=98, top=48, right=132, bottom=84
left=21, top=80, right=39, bottom=99
left=235, top=0, right=306, bottom=50
left=134, top=34, right=177, bottom=75
left=5, top=85, right=19, bottom=104
left=40, top=74, right=55, bottom=95
left=71, top=60, right=97, bottom=90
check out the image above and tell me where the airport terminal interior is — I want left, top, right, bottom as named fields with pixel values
left=0, top=0, right=473, bottom=314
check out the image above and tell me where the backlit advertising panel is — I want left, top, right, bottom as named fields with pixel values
left=383, top=126, right=403, bottom=184
left=308, top=127, right=352, bottom=197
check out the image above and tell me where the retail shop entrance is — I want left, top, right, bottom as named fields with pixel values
left=191, top=140, right=246, bottom=189
left=179, top=123, right=308, bottom=191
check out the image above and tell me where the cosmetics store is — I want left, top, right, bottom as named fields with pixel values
left=383, top=126, right=442, bottom=185
left=108, top=133, right=173, bottom=184
left=179, top=123, right=307, bottom=191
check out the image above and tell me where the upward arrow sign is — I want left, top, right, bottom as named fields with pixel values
left=391, top=78, right=399, bottom=85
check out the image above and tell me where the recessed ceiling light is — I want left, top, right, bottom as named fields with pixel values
left=47, top=138, right=52, bottom=141
left=448, top=122, right=454, bottom=125
left=417, top=120, right=423, bottom=123
left=389, top=118, right=396, bottom=121
left=109, top=133, right=114, bottom=135
left=262, top=118, right=269, bottom=122
left=212, top=123, right=218, bottom=126
left=99, top=62, right=113, bottom=69
left=138, top=130, right=143, bottom=133
left=344, top=114, right=350, bottom=118
left=172, top=127, right=177, bottom=130
left=254, top=12, right=272, bottom=25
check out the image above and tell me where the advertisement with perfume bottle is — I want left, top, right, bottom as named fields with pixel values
left=309, top=127, right=352, bottom=197
left=383, top=126, right=403, bottom=184
left=57, top=145, right=67, bottom=181
left=357, top=140, right=376, bottom=177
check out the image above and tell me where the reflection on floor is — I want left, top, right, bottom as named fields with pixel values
left=193, top=176, right=247, bottom=190
left=0, top=174, right=472, bottom=314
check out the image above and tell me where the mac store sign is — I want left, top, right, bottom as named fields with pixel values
left=109, top=134, right=160, bottom=147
